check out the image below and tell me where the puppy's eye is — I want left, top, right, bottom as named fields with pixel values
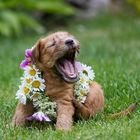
left=48, top=39, right=56, bottom=48
left=48, top=42, right=55, bottom=48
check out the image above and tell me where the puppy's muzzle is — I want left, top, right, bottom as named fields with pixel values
left=55, top=38, right=79, bottom=83
left=65, top=39, right=78, bottom=50
left=65, top=39, right=74, bottom=46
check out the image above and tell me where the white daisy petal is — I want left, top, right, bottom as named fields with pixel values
left=74, top=62, right=95, bottom=103
left=16, top=91, right=26, bottom=104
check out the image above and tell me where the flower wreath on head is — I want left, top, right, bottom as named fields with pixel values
left=16, top=48, right=95, bottom=122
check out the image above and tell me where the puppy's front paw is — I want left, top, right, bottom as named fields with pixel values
left=56, top=116, right=72, bottom=131
left=12, top=115, right=26, bottom=127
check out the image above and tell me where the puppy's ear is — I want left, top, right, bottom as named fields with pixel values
left=32, top=40, right=41, bottom=64
left=32, top=40, right=44, bottom=70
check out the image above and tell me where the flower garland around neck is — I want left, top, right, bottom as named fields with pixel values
left=16, top=48, right=95, bottom=122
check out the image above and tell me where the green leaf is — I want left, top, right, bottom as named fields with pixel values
left=0, top=10, right=22, bottom=36
left=0, top=21, right=12, bottom=37
left=21, top=0, right=75, bottom=15
left=18, top=13, right=44, bottom=33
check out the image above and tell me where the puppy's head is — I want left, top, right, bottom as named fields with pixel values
left=32, top=31, right=80, bottom=83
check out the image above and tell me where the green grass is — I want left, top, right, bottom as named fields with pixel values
left=0, top=14, right=140, bottom=140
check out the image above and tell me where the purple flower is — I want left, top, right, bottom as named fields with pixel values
left=20, top=49, right=32, bottom=69
left=75, top=61, right=83, bottom=71
left=25, top=49, right=32, bottom=58
left=20, top=59, right=29, bottom=69
left=26, top=111, right=51, bottom=122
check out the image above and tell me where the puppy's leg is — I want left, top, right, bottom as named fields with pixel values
left=56, top=102, right=74, bottom=130
left=73, top=82, right=104, bottom=120
left=12, top=102, right=35, bottom=126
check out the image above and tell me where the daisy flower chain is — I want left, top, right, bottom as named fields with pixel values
left=74, top=63, right=95, bottom=103
left=16, top=49, right=95, bottom=121
left=16, top=65, right=46, bottom=104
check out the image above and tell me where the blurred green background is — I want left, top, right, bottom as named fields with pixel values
left=0, top=0, right=139, bottom=37
left=0, top=0, right=140, bottom=140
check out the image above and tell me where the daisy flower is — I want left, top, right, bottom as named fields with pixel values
left=30, top=92, right=41, bottom=100
left=17, top=84, right=31, bottom=95
left=31, top=78, right=45, bottom=92
left=81, top=64, right=95, bottom=80
left=21, top=77, right=32, bottom=85
left=24, top=65, right=41, bottom=78
left=16, top=90, right=27, bottom=104
left=74, top=62, right=95, bottom=103
left=79, top=72, right=89, bottom=83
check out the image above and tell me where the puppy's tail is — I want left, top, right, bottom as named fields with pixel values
left=108, top=103, right=137, bottom=119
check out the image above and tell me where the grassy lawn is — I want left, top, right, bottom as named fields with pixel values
left=0, top=14, right=140, bottom=140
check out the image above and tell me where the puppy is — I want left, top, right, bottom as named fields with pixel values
left=12, top=32, right=104, bottom=130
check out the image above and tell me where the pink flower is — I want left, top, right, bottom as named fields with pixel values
left=75, top=61, right=83, bottom=71
left=26, top=111, right=51, bottom=122
left=25, top=49, right=32, bottom=58
left=20, top=59, right=29, bottom=69
left=20, top=49, right=32, bottom=69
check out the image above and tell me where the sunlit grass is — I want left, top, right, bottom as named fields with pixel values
left=0, top=14, right=140, bottom=140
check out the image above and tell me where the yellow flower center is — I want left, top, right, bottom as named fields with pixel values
left=24, top=87, right=30, bottom=94
left=83, top=70, right=88, bottom=75
left=88, top=80, right=92, bottom=85
left=32, top=93, right=40, bottom=98
left=32, top=80, right=40, bottom=88
left=26, top=78, right=31, bottom=83
left=29, top=69, right=36, bottom=76
left=80, top=78, right=85, bottom=83
left=80, top=90, right=85, bottom=96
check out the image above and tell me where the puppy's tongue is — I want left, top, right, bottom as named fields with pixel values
left=59, top=60, right=76, bottom=78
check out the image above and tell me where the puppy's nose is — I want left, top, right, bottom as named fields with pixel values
left=65, top=39, right=74, bottom=46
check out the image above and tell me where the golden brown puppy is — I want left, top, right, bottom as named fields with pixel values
left=12, top=32, right=104, bottom=130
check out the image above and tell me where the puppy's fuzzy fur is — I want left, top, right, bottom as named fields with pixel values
left=12, top=32, right=104, bottom=130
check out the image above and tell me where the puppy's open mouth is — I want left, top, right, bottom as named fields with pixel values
left=55, top=50, right=79, bottom=83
